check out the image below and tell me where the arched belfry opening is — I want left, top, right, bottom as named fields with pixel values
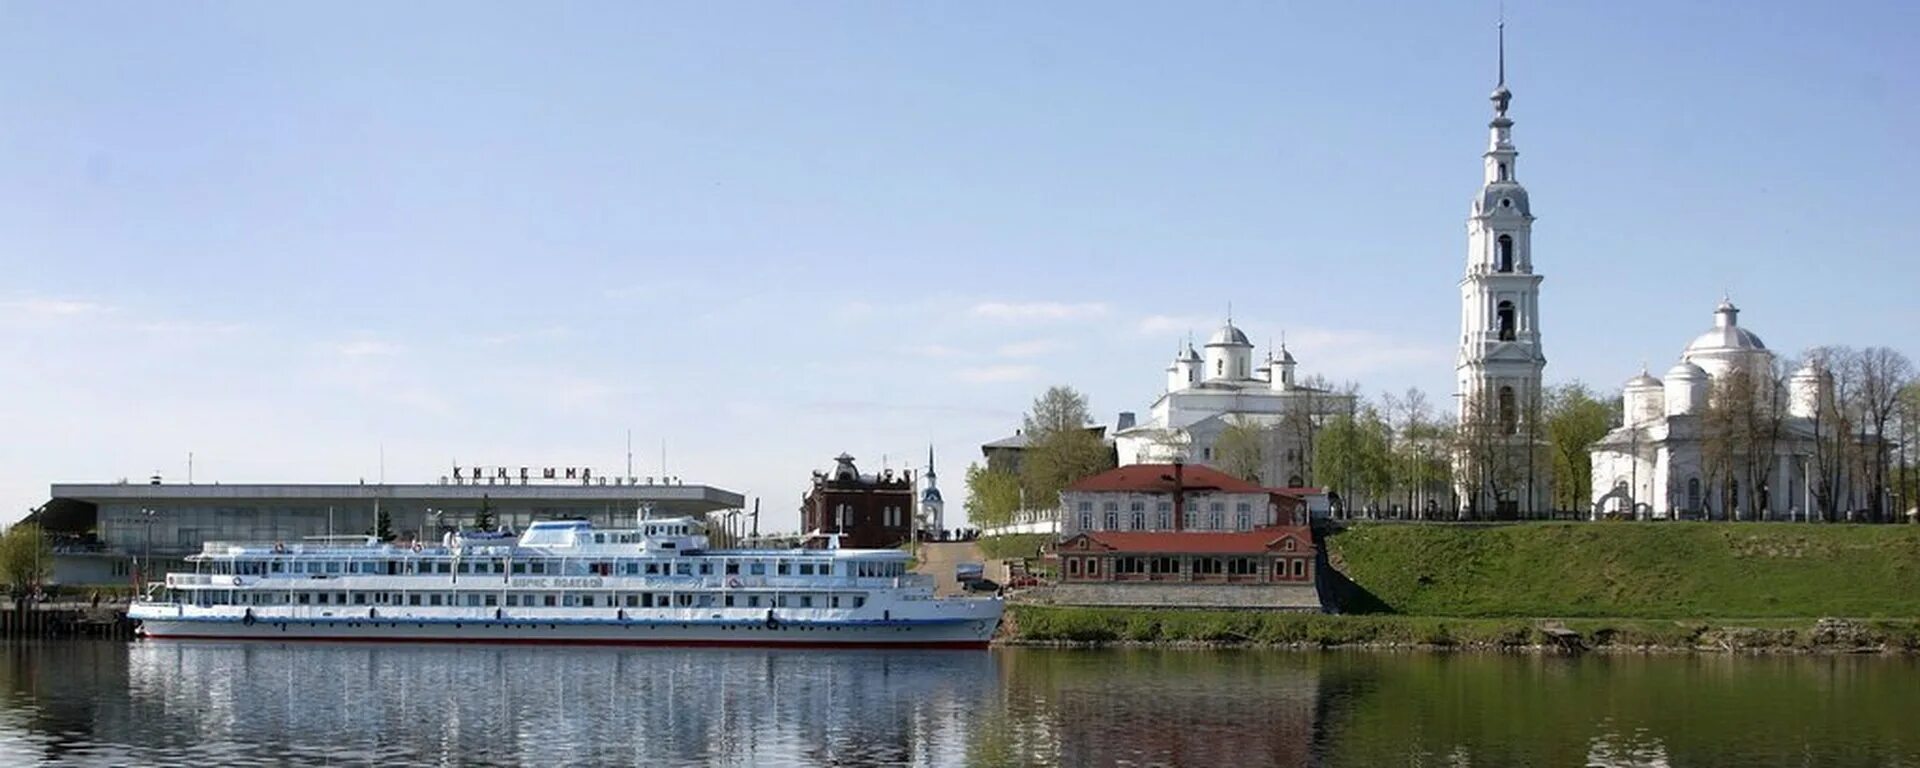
left=1496, top=301, right=1516, bottom=341
left=1496, top=235, right=1514, bottom=272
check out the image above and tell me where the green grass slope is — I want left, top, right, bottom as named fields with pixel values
left=1326, top=523, right=1920, bottom=619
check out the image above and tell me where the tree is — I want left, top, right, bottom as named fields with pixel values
left=1700, top=361, right=1789, bottom=520
left=1807, top=347, right=1863, bottom=522
left=1543, top=382, right=1618, bottom=513
left=963, top=463, right=1022, bottom=529
left=1853, top=347, right=1914, bottom=522
left=475, top=495, right=495, bottom=531
left=1018, top=385, right=1115, bottom=511
left=1314, top=407, right=1393, bottom=515
left=374, top=508, right=395, bottom=542
left=1214, top=416, right=1270, bottom=483
left=1454, top=387, right=1531, bottom=520
left=1277, top=374, right=1349, bottom=486
left=0, top=523, right=54, bottom=600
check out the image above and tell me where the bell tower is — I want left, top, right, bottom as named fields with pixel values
left=1454, top=22, right=1548, bottom=517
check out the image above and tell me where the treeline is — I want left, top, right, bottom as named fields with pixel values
left=965, top=386, right=1116, bottom=528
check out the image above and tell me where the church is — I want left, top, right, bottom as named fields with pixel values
left=1113, top=324, right=1354, bottom=490
left=1451, top=22, right=1551, bottom=517
left=1587, top=300, right=1831, bottom=520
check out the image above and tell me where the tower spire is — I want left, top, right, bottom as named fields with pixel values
left=1491, top=16, right=1512, bottom=117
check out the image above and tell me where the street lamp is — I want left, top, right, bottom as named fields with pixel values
left=139, top=507, right=157, bottom=589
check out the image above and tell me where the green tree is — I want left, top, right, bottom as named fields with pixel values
left=1543, top=382, right=1618, bottom=512
left=0, top=523, right=54, bottom=599
left=475, top=495, right=495, bottom=531
left=373, top=508, right=395, bottom=542
left=1214, top=416, right=1270, bottom=483
left=1314, top=408, right=1393, bottom=512
left=964, top=463, right=1022, bottom=528
left=1018, top=385, right=1115, bottom=510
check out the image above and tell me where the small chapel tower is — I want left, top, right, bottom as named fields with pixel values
left=1454, top=22, right=1549, bottom=517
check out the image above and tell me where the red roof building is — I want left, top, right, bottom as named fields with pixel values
left=1055, top=528, right=1315, bottom=586
left=1050, top=463, right=1316, bottom=591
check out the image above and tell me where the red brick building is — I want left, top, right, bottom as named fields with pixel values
left=800, top=453, right=915, bottom=549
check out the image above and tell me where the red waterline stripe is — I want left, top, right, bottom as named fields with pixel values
left=138, top=633, right=989, bottom=650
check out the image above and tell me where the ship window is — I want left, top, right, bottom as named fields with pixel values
left=777, top=562, right=791, bottom=576
left=270, top=561, right=283, bottom=573
left=699, top=563, right=713, bottom=575
left=644, top=563, right=660, bottom=575
left=352, top=593, right=366, bottom=605
left=747, top=595, right=760, bottom=608
left=626, top=594, right=641, bottom=607
left=799, top=563, right=814, bottom=576
left=505, top=594, right=519, bottom=607
left=853, top=596, right=865, bottom=608
left=408, top=594, right=421, bottom=606
left=594, top=534, right=605, bottom=544
left=749, top=562, right=766, bottom=576
left=674, top=563, right=691, bottom=576
left=622, top=562, right=638, bottom=575
left=819, top=563, right=832, bottom=576
left=466, top=594, right=483, bottom=607
left=325, top=562, right=341, bottom=574
left=429, top=595, right=444, bottom=606
left=676, top=594, right=693, bottom=607
left=799, top=595, right=813, bottom=608
left=723, top=595, right=735, bottom=607
left=543, top=594, right=557, bottom=607
left=484, top=595, right=498, bottom=607
left=298, top=593, right=311, bottom=605
left=725, top=562, right=740, bottom=575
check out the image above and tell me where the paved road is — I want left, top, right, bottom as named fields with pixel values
left=913, top=541, right=985, bottom=597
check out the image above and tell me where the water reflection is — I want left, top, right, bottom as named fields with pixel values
left=1, top=642, right=1917, bottom=767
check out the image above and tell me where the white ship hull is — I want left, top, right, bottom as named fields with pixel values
left=133, top=604, right=1001, bottom=649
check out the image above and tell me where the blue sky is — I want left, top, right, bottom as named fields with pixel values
left=3, top=2, right=1915, bottom=528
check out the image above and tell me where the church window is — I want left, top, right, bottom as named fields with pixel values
left=1496, top=301, right=1516, bottom=341
left=1216, top=360, right=1224, bottom=376
left=1498, top=162, right=1509, bottom=181
left=1501, top=198, right=1512, bottom=208
left=1156, top=502, right=1171, bottom=528
left=1131, top=511, right=1144, bottom=530
left=1104, top=511, right=1117, bottom=530
left=1496, top=235, right=1514, bottom=272
left=1079, top=512, right=1092, bottom=531
left=1687, top=478, right=1701, bottom=512
left=1498, top=387, right=1517, bottom=435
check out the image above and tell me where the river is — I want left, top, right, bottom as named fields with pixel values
left=0, top=641, right=1914, bottom=766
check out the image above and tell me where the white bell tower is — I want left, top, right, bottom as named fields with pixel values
left=1454, top=22, right=1548, bottom=517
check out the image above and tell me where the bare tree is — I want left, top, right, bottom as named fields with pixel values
left=1702, top=360, right=1791, bottom=520
left=1853, top=347, right=1914, bottom=522
left=1807, top=347, right=1863, bottom=522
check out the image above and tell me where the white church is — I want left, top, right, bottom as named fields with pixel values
left=1587, top=299, right=1832, bottom=520
left=1113, top=324, right=1354, bottom=489
left=1451, top=23, right=1552, bottom=517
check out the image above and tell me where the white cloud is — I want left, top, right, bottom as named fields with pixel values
left=0, top=297, right=116, bottom=319
left=333, top=340, right=405, bottom=358
left=1281, top=327, right=1450, bottom=378
left=957, top=364, right=1040, bottom=383
left=996, top=339, right=1060, bottom=358
left=477, top=326, right=572, bottom=346
left=969, top=301, right=1108, bottom=322
left=1136, top=314, right=1213, bottom=336
left=905, top=343, right=966, bottom=359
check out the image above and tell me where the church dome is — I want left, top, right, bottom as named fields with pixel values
left=1683, top=299, right=1766, bottom=355
left=1475, top=183, right=1531, bottom=217
left=1207, top=323, right=1252, bottom=347
left=1665, top=360, right=1708, bottom=381
left=1624, top=370, right=1662, bottom=389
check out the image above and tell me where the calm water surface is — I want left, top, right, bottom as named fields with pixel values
left=1, top=640, right=1916, bottom=766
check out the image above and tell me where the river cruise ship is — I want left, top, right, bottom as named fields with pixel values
left=129, top=518, right=1001, bottom=649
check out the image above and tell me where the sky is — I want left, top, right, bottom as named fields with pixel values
left=3, top=2, right=1916, bottom=530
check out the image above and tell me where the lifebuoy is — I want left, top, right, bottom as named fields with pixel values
left=412, top=542, right=424, bottom=553
left=230, top=576, right=242, bottom=586
left=726, top=576, right=742, bottom=589
left=272, top=542, right=286, bottom=554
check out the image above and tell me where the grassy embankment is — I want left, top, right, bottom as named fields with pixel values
left=1001, top=523, right=1920, bottom=651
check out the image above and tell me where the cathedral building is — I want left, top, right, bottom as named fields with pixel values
left=1452, top=24, right=1551, bottom=518
left=1113, top=321, right=1353, bottom=490
left=1587, top=300, right=1835, bottom=519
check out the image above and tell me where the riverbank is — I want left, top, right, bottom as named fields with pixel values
left=1325, top=522, right=1920, bottom=618
left=998, top=605, right=1920, bottom=654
